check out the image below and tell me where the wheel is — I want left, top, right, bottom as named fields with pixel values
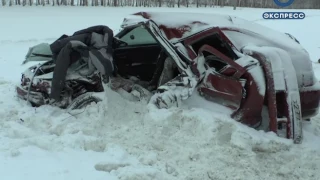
left=67, top=92, right=102, bottom=111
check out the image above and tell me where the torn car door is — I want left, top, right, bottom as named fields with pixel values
left=142, top=20, right=199, bottom=108
left=182, top=27, right=266, bottom=127
left=198, top=45, right=266, bottom=127
left=196, top=44, right=246, bottom=111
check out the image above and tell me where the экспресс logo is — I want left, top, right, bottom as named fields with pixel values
left=263, top=0, right=305, bottom=19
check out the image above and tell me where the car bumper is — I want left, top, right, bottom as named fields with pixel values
left=16, top=85, right=45, bottom=106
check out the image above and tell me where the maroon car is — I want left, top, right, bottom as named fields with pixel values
left=17, top=12, right=320, bottom=144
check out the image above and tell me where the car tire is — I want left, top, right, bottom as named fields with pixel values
left=67, top=92, right=102, bottom=110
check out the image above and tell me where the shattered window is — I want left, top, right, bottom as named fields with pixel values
left=120, top=26, right=157, bottom=45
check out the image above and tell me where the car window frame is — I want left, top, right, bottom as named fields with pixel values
left=117, top=25, right=158, bottom=46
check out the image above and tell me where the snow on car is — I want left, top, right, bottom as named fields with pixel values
left=16, top=12, right=320, bottom=144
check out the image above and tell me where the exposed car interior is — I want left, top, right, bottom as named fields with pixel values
left=114, top=26, right=162, bottom=81
left=191, top=33, right=238, bottom=60
left=113, top=25, right=243, bottom=93
left=189, top=33, right=239, bottom=72
left=113, top=25, right=179, bottom=89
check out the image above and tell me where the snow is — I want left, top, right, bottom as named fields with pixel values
left=1, top=6, right=320, bottom=180
left=224, top=29, right=315, bottom=88
left=234, top=55, right=266, bottom=96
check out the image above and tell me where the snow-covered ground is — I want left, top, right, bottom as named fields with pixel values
left=0, top=6, right=320, bottom=180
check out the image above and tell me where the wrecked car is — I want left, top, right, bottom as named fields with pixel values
left=16, top=12, right=320, bottom=144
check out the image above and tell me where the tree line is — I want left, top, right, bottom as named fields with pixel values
left=1, top=0, right=319, bottom=9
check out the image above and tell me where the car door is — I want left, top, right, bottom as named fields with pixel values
left=145, top=20, right=192, bottom=76
left=197, top=44, right=246, bottom=111
left=177, top=27, right=250, bottom=111
left=182, top=28, right=266, bottom=126
left=113, top=25, right=162, bottom=80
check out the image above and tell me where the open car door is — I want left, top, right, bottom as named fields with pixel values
left=195, top=45, right=247, bottom=111
left=177, top=27, right=266, bottom=128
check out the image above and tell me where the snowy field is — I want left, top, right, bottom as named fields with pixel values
left=1, top=6, right=320, bottom=180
